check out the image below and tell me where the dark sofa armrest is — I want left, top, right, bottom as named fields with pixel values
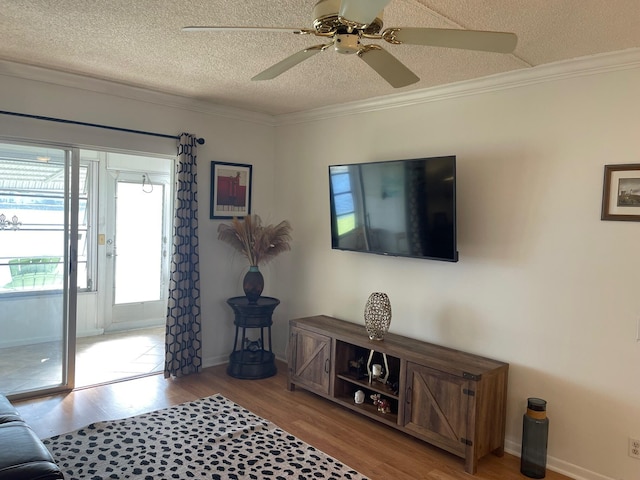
left=0, top=395, right=22, bottom=424
left=0, top=423, right=64, bottom=480
left=0, top=395, right=64, bottom=480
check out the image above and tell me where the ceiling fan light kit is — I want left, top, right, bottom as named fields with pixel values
left=315, top=0, right=384, bottom=35
left=184, top=0, right=517, bottom=88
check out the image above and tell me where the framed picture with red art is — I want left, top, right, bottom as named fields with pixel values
left=210, top=161, right=252, bottom=219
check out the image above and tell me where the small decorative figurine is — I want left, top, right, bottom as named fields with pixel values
left=354, top=390, right=365, bottom=404
left=370, top=393, right=391, bottom=414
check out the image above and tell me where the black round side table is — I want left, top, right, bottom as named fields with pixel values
left=226, top=296, right=280, bottom=379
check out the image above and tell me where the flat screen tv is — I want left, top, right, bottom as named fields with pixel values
left=329, top=156, right=458, bottom=262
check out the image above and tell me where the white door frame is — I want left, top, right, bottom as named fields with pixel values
left=101, top=161, right=173, bottom=332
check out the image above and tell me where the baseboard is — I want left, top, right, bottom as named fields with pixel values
left=104, top=320, right=165, bottom=333
left=504, top=440, right=615, bottom=480
left=203, top=353, right=288, bottom=370
left=202, top=354, right=229, bottom=369
left=76, top=328, right=104, bottom=338
left=0, top=335, right=60, bottom=349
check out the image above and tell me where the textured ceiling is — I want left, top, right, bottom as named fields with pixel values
left=1, top=0, right=639, bottom=116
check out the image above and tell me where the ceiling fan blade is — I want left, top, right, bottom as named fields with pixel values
left=252, top=45, right=326, bottom=81
left=182, top=26, right=312, bottom=34
left=339, top=0, right=391, bottom=26
left=383, top=27, right=517, bottom=53
left=357, top=45, right=419, bottom=88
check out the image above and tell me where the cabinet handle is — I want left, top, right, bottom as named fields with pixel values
left=324, top=358, right=330, bottom=374
left=406, top=387, right=412, bottom=404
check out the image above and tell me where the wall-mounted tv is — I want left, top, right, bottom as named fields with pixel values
left=329, top=156, right=458, bottom=262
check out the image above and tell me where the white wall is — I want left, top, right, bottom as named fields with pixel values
left=0, top=63, right=277, bottom=366
left=272, top=59, right=640, bottom=480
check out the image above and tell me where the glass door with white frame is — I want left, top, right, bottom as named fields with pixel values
left=0, top=142, right=80, bottom=398
left=102, top=154, right=172, bottom=333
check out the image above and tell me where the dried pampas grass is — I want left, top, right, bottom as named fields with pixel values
left=217, top=214, right=292, bottom=266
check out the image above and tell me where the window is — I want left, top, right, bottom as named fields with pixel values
left=330, top=166, right=356, bottom=235
left=0, top=142, right=95, bottom=294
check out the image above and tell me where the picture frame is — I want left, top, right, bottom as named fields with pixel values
left=210, top=161, right=252, bottom=219
left=601, top=164, right=640, bottom=221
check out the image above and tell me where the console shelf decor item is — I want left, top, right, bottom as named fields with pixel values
left=287, top=315, right=509, bottom=475
left=364, top=292, right=392, bottom=340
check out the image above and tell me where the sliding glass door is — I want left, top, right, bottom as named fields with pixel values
left=0, top=141, right=79, bottom=397
left=1, top=142, right=173, bottom=396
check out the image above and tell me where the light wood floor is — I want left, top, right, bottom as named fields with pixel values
left=14, top=360, right=573, bottom=480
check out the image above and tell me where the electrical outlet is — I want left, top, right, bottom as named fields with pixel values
left=629, top=438, right=640, bottom=459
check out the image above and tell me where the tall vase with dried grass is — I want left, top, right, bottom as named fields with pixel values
left=217, top=214, right=292, bottom=303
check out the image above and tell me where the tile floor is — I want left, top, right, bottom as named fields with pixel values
left=0, top=326, right=165, bottom=396
left=75, top=326, right=165, bottom=387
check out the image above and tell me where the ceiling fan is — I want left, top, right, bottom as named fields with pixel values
left=183, top=0, right=517, bottom=88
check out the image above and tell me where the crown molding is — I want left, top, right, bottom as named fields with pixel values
left=0, top=60, right=276, bottom=126
left=274, top=47, right=640, bottom=126
left=2, top=48, right=639, bottom=129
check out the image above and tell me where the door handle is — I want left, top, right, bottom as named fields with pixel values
left=69, top=246, right=76, bottom=274
left=106, top=238, right=116, bottom=257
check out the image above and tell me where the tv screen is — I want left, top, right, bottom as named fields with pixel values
left=329, top=156, right=458, bottom=262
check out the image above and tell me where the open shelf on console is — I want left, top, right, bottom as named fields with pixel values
left=334, top=340, right=401, bottom=388
left=333, top=394, right=399, bottom=426
left=336, top=372, right=399, bottom=400
left=334, top=339, right=401, bottom=424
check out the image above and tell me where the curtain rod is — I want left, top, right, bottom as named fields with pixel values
left=0, top=110, right=205, bottom=145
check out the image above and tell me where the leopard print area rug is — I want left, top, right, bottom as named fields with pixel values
left=43, top=394, right=367, bottom=480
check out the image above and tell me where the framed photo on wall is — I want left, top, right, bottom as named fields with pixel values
left=210, top=161, right=252, bottom=219
left=601, top=163, right=640, bottom=221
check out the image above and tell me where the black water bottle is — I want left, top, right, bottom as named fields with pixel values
left=520, top=397, right=549, bottom=478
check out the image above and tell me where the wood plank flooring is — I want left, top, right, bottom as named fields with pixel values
left=14, top=360, right=573, bottom=480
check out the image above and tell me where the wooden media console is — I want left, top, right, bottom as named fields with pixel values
left=287, top=315, right=509, bottom=475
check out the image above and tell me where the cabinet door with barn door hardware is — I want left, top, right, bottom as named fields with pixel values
left=403, top=360, right=508, bottom=474
left=287, top=326, right=331, bottom=395
left=403, top=363, right=471, bottom=457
